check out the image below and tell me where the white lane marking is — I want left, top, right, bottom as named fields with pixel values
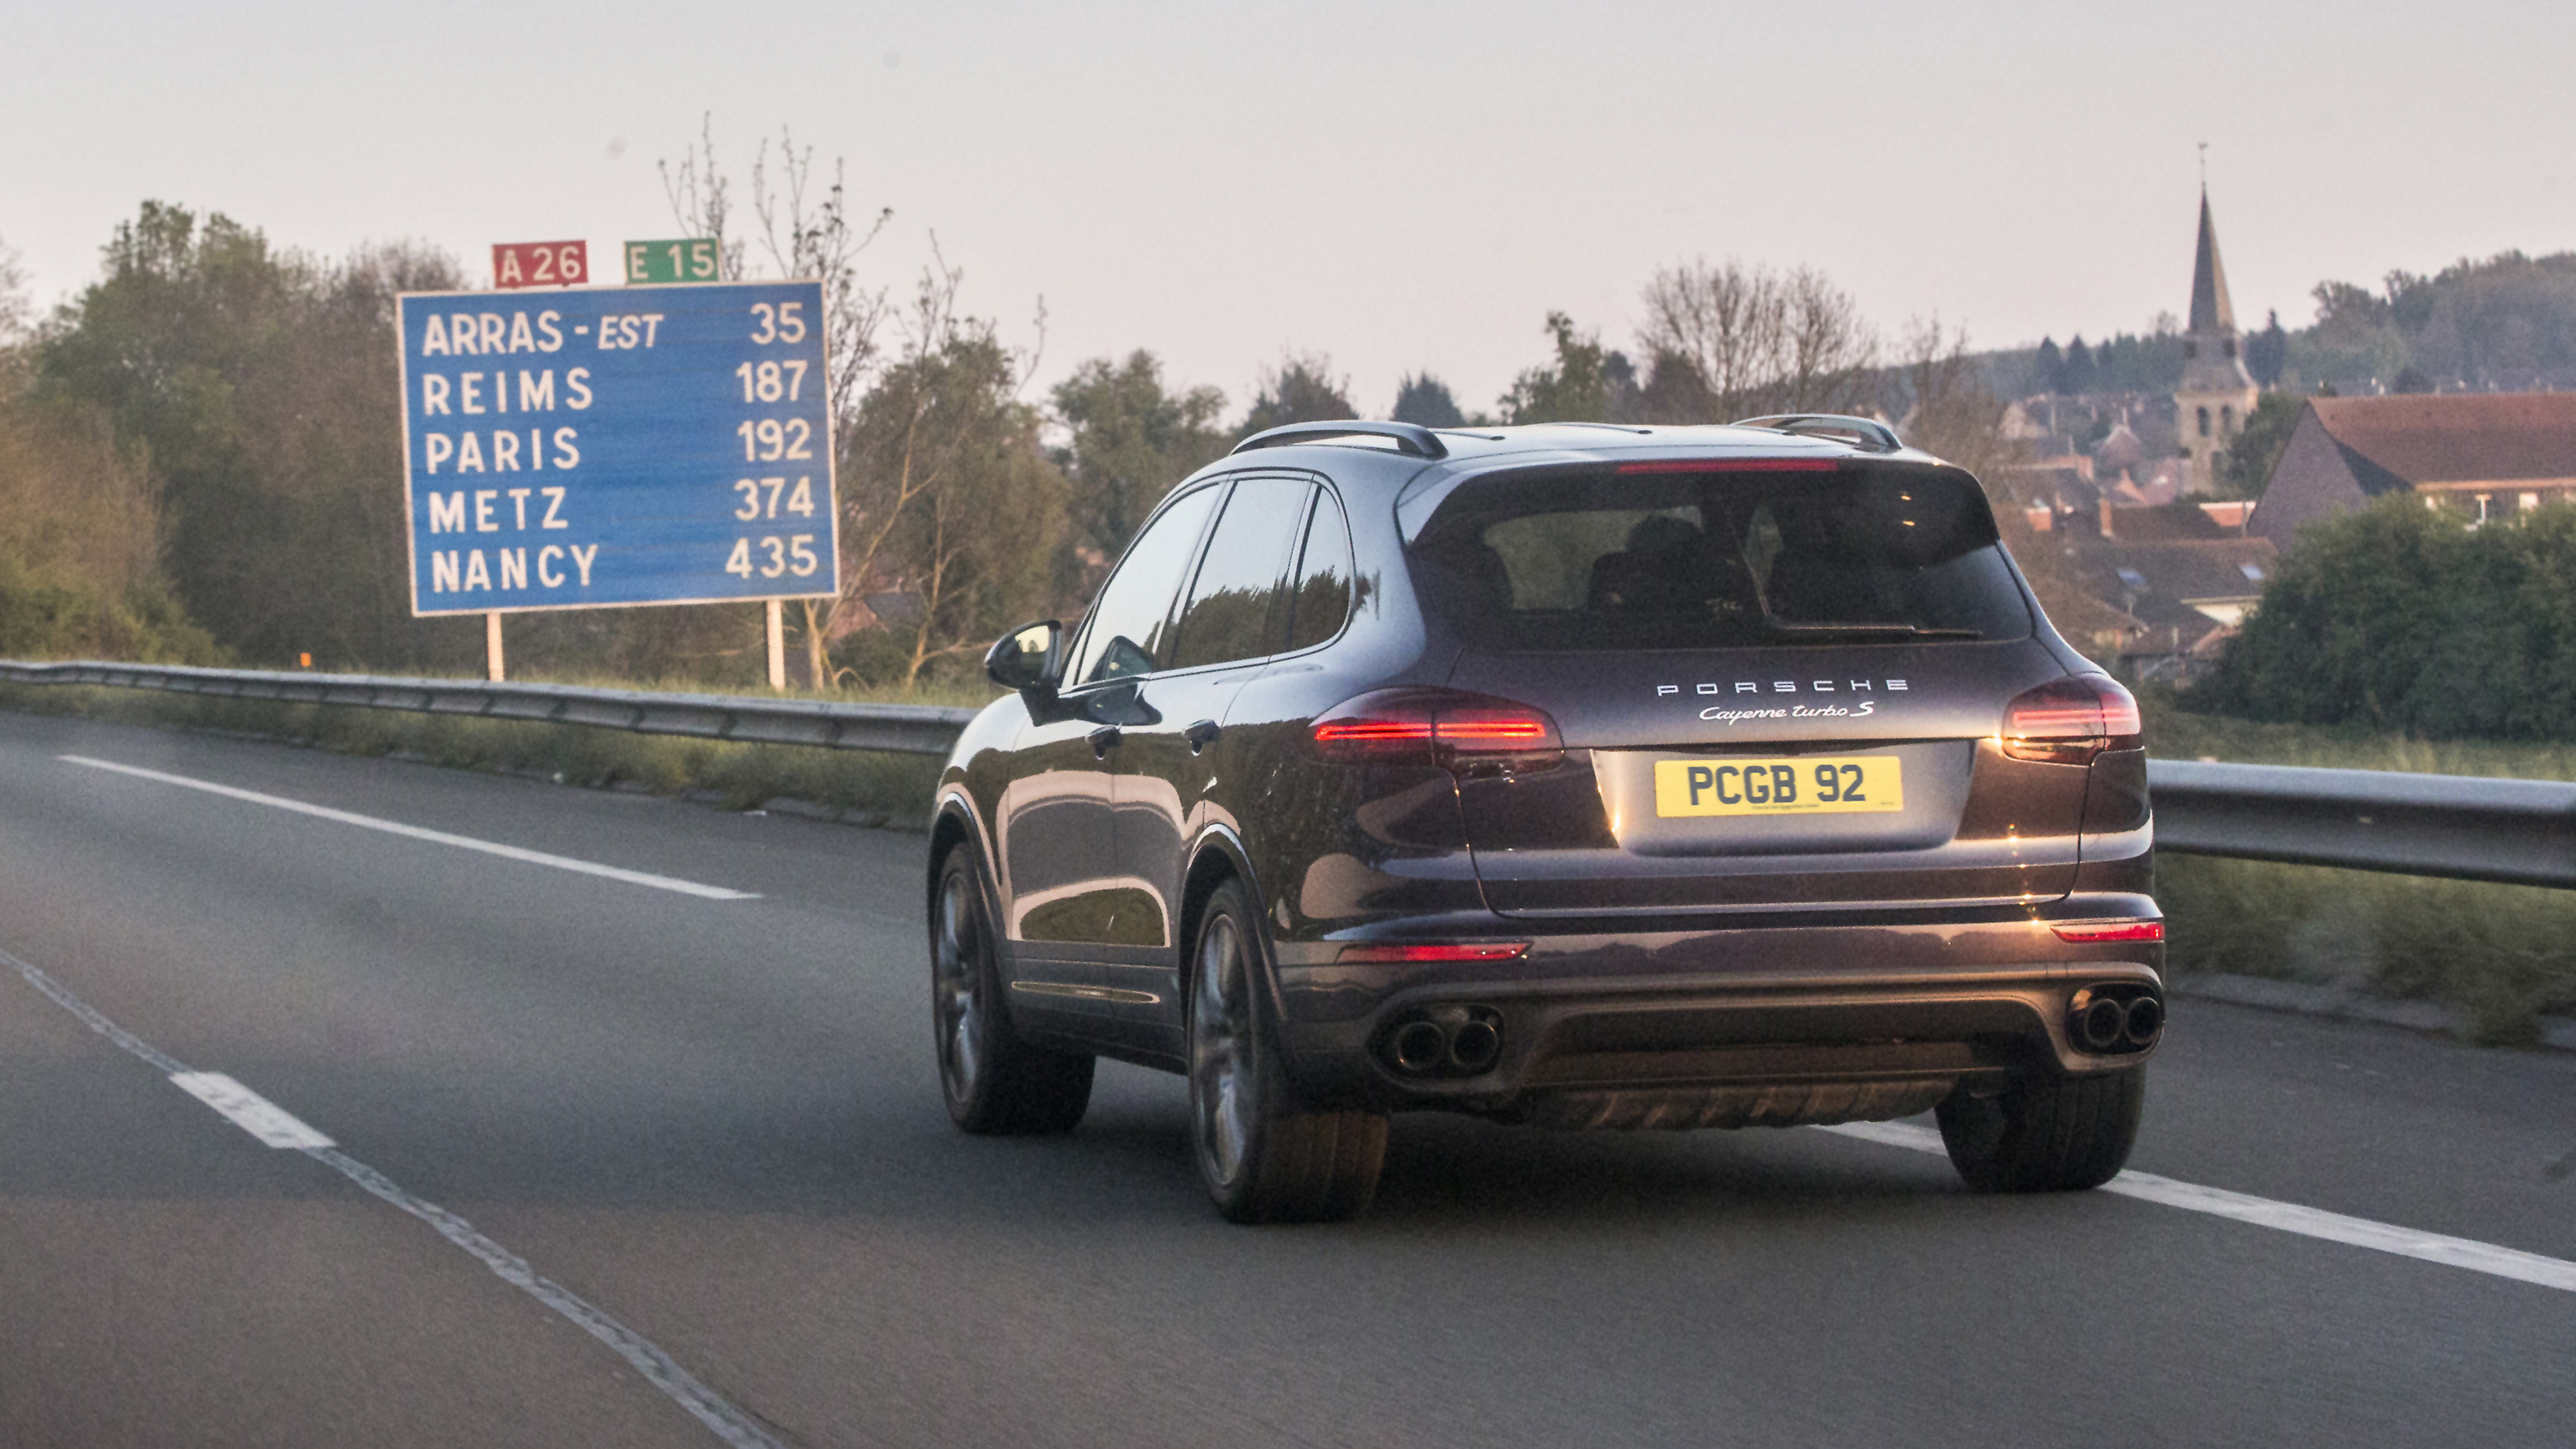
left=169, top=1072, right=334, bottom=1148
left=61, top=755, right=759, bottom=901
left=1816, top=1120, right=2576, bottom=1294
left=2, top=943, right=784, bottom=1449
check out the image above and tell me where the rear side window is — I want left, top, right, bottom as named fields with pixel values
left=1409, top=466, right=2029, bottom=652
left=1066, top=484, right=1220, bottom=686
left=1282, top=489, right=1352, bottom=652
left=1167, top=477, right=1308, bottom=670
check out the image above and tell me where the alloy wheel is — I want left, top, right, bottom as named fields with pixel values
left=1191, top=911, right=1255, bottom=1188
left=933, top=867, right=986, bottom=1106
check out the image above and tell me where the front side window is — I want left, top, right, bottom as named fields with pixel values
left=1409, top=465, right=2029, bottom=652
left=1166, top=477, right=1309, bottom=670
left=1065, top=485, right=1220, bottom=686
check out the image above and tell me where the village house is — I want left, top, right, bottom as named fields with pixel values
left=2251, top=391, right=2576, bottom=547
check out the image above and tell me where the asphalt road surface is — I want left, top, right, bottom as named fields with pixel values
left=3, top=710, right=2572, bottom=1448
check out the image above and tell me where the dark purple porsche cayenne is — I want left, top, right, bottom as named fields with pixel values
left=928, top=416, right=2161, bottom=1222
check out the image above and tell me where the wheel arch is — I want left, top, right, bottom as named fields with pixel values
left=1176, top=824, right=1272, bottom=1011
left=928, top=789, right=991, bottom=921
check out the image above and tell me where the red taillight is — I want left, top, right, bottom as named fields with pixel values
left=1616, top=458, right=1838, bottom=475
left=1311, top=689, right=1564, bottom=773
left=2001, top=675, right=2143, bottom=765
left=2052, top=920, right=2165, bottom=943
left=1309, top=719, right=1434, bottom=746
left=1336, top=943, right=1530, bottom=963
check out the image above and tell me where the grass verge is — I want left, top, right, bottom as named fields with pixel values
left=2142, top=688, right=2576, bottom=1044
left=0, top=682, right=950, bottom=828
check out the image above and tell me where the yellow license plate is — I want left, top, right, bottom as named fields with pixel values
left=1653, top=756, right=1904, bottom=816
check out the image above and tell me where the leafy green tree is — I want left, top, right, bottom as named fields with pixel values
left=2034, top=336, right=2065, bottom=394
left=1390, top=373, right=1467, bottom=428
left=0, top=389, right=218, bottom=662
left=2190, top=494, right=2576, bottom=739
left=1238, top=354, right=1354, bottom=437
left=2215, top=389, right=2306, bottom=498
left=38, top=203, right=472, bottom=670
left=2245, top=310, right=2289, bottom=387
left=1050, top=350, right=1225, bottom=561
left=2061, top=336, right=2098, bottom=394
left=838, top=267, right=1068, bottom=685
left=1498, top=312, right=1621, bottom=423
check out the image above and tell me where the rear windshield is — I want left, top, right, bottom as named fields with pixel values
left=1408, top=465, right=2030, bottom=652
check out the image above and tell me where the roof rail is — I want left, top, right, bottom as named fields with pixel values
left=1730, top=414, right=1904, bottom=453
left=1231, top=420, right=1449, bottom=459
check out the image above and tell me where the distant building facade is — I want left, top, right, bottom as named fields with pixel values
left=2173, top=190, right=2259, bottom=496
left=2252, top=393, right=2576, bottom=548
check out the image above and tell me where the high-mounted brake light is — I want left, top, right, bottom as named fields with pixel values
left=2051, top=920, right=2166, bottom=943
left=1616, top=458, right=1839, bottom=475
left=2001, top=675, right=2143, bottom=765
left=1336, top=943, right=1531, bottom=963
left=1310, top=689, right=1564, bottom=773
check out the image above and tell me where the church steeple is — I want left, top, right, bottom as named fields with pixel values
left=2188, top=190, right=2237, bottom=334
left=2174, top=184, right=2258, bottom=495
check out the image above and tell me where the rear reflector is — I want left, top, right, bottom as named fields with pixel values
left=2051, top=920, right=2166, bottom=943
left=1336, top=943, right=1531, bottom=963
left=1616, top=458, right=1838, bottom=474
left=2002, top=675, right=2144, bottom=765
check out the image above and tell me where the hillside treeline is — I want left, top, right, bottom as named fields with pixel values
left=1980, top=249, right=2576, bottom=401
left=2, top=194, right=2032, bottom=689
left=2188, top=494, right=2576, bottom=740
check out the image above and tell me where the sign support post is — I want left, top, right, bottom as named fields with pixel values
left=486, top=611, right=505, bottom=682
left=765, top=599, right=787, bottom=692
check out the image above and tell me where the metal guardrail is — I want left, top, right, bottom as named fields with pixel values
left=0, top=660, right=978, bottom=757
left=6, top=661, right=2573, bottom=887
left=2148, top=759, right=2576, bottom=889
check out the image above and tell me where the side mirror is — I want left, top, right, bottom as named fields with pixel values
left=986, top=620, right=1063, bottom=694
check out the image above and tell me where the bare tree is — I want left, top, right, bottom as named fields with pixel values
left=836, top=251, right=1064, bottom=686
left=661, top=118, right=897, bottom=686
left=657, top=116, right=750, bottom=285
left=1891, top=317, right=2021, bottom=478
left=0, top=235, right=30, bottom=352
left=1635, top=259, right=1880, bottom=421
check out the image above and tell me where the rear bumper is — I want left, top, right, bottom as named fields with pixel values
left=1273, top=893, right=2161, bottom=1123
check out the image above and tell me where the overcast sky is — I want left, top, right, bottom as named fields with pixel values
left=7, top=0, right=2573, bottom=415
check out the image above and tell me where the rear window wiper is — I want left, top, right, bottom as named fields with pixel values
left=1759, top=620, right=1984, bottom=642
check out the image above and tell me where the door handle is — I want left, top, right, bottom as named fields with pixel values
left=1088, top=725, right=1122, bottom=759
left=1185, top=719, right=1221, bottom=755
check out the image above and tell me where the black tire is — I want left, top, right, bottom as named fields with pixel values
left=1936, top=1066, right=2144, bottom=1192
left=1188, top=880, right=1387, bottom=1223
left=931, top=846, right=1094, bottom=1135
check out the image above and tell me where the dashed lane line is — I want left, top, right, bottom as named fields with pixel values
left=61, top=755, right=760, bottom=901
left=3, top=943, right=788, bottom=1449
left=1819, top=1119, right=2576, bottom=1294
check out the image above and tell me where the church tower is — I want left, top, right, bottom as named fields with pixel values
left=2174, top=188, right=2259, bottom=494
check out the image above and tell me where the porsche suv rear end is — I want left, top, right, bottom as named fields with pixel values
left=1274, top=433, right=2160, bottom=1191
left=933, top=418, right=2160, bottom=1222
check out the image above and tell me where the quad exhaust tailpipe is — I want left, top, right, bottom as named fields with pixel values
left=2069, top=986, right=2163, bottom=1056
left=1390, top=1021, right=1449, bottom=1074
left=1380, top=1006, right=1506, bottom=1078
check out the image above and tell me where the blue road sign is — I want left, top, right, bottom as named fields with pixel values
left=395, top=281, right=838, bottom=616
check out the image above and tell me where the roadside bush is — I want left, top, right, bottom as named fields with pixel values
left=2189, top=494, right=2576, bottom=740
